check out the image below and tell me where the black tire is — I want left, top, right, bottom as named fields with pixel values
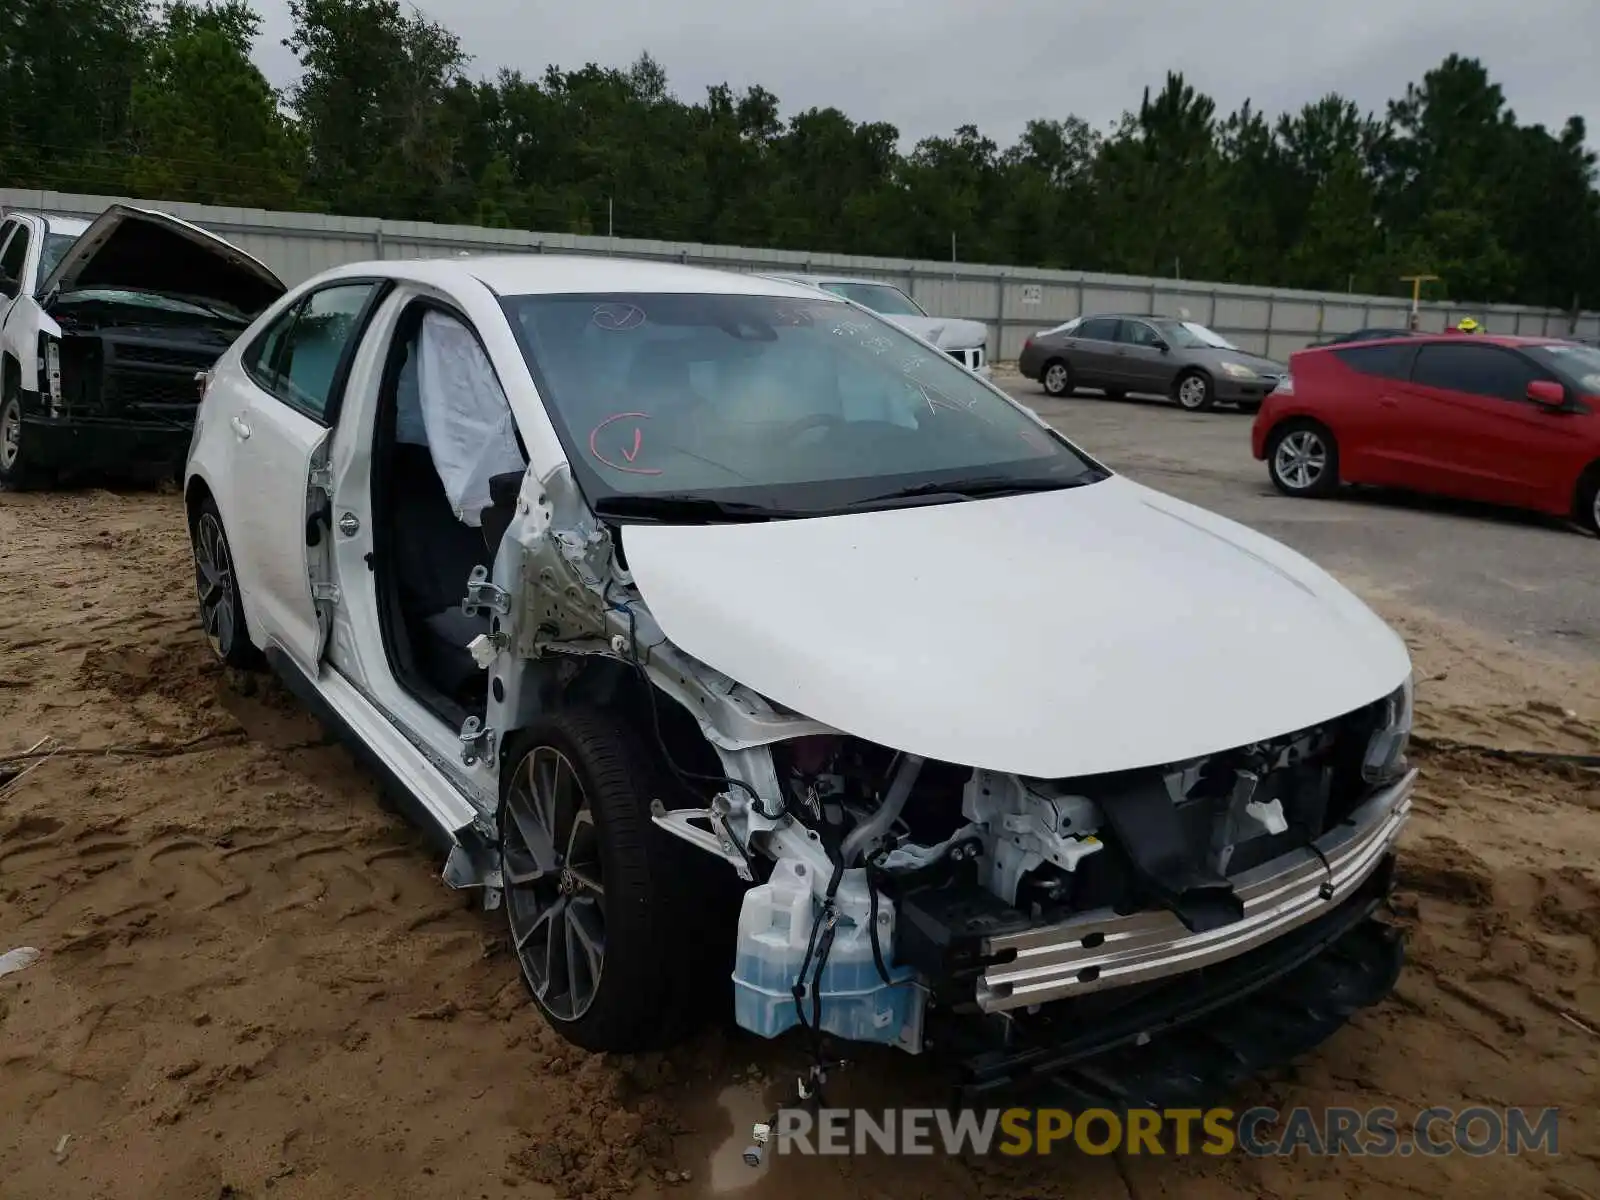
left=1174, top=370, right=1215, bottom=412
left=498, top=709, right=730, bottom=1053
left=1041, top=359, right=1072, bottom=397
left=0, top=370, right=51, bottom=491
left=1574, top=463, right=1600, bottom=535
left=1266, top=419, right=1341, bottom=499
left=190, top=495, right=263, bottom=668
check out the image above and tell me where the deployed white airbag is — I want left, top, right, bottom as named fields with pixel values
left=417, top=310, right=525, bottom=526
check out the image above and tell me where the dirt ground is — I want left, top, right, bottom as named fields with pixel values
left=2, top=486, right=1598, bottom=1200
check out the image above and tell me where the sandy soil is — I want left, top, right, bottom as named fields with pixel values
left=2, top=487, right=1598, bottom=1200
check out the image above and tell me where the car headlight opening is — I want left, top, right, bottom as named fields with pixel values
left=1362, top=675, right=1414, bottom=785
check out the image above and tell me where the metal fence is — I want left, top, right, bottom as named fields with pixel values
left=6, top=186, right=1597, bottom=361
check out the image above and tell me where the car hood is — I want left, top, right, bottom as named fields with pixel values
left=41, top=204, right=286, bottom=317
left=620, top=475, right=1410, bottom=778
left=878, top=312, right=990, bottom=351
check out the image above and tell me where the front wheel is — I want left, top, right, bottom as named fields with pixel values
left=1174, top=371, right=1215, bottom=412
left=499, top=710, right=721, bottom=1052
left=1041, top=360, right=1072, bottom=397
left=0, top=378, right=51, bottom=490
left=1573, top=464, right=1600, bottom=535
left=1267, top=420, right=1340, bottom=498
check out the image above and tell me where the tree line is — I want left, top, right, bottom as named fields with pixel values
left=2, top=0, right=1596, bottom=308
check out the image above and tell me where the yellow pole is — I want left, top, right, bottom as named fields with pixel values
left=1400, top=274, right=1440, bottom=320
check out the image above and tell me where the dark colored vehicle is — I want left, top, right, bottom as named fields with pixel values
left=1018, top=314, right=1287, bottom=412
left=1309, top=328, right=1419, bottom=348
left=0, top=204, right=285, bottom=489
left=1252, top=335, right=1600, bottom=533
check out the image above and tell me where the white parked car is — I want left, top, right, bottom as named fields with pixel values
left=184, top=255, right=1416, bottom=1104
left=765, top=272, right=992, bottom=376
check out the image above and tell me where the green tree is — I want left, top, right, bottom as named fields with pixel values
left=126, top=1, right=303, bottom=208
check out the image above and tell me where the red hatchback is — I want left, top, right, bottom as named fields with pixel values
left=1252, top=335, right=1600, bottom=533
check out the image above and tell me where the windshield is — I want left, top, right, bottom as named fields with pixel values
left=501, top=291, right=1102, bottom=515
left=1156, top=320, right=1239, bottom=351
left=1528, top=343, right=1600, bottom=394
left=817, top=282, right=926, bottom=318
left=38, top=230, right=79, bottom=282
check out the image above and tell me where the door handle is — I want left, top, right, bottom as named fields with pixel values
left=230, top=415, right=252, bottom=440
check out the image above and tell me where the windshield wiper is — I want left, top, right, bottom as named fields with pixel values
left=848, top=470, right=1105, bottom=508
left=591, top=493, right=818, bottom=524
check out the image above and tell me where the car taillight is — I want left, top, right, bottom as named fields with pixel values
left=1023, top=336, right=1034, bottom=351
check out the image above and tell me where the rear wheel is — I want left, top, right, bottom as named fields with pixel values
left=1267, top=420, right=1340, bottom=498
left=1041, top=360, right=1072, bottom=397
left=190, top=496, right=262, bottom=668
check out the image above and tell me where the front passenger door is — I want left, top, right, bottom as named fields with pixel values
left=228, top=281, right=383, bottom=678
left=1115, top=319, right=1174, bottom=392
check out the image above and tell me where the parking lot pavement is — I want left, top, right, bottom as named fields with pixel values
left=1004, top=383, right=1600, bottom=662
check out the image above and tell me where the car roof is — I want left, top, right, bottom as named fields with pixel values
left=319, top=255, right=845, bottom=300
left=1300, top=332, right=1566, bottom=353
left=4, top=211, right=91, bottom=236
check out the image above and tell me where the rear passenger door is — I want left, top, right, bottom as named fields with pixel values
left=1319, top=342, right=1422, bottom=485
left=226, top=280, right=386, bottom=678
left=1064, top=316, right=1122, bottom=388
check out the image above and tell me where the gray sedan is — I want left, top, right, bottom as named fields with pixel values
left=1017, top=314, right=1287, bottom=412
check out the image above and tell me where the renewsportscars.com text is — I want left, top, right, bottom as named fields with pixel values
left=770, top=1106, right=1561, bottom=1158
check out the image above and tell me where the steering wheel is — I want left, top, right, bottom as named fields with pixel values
left=778, top=413, right=847, bottom=446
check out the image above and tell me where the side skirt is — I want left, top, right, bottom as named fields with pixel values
left=265, top=646, right=500, bottom=897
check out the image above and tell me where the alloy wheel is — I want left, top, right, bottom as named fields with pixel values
left=194, top=512, right=239, bottom=658
left=503, top=746, right=607, bottom=1022
left=1274, top=429, right=1328, bottom=491
left=1044, top=363, right=1069, bottom=394
left=0, top=396, right=20, bottom=472
left=1177, top=375, right=1210, bottom=410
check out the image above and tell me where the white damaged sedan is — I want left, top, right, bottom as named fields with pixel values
left=184, top=255, right=1415, bottom=1106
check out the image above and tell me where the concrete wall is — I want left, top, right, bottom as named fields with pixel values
left=8, top=186, right=1597, bottom=361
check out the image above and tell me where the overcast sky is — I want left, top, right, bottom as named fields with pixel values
left=248, top=0, right=1597, bottom=148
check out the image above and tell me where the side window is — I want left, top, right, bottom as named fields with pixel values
left=245, top=283, right=377, bottom=421
left=1333, top=343, right=1418, bottom=381
left=244, top=300, right=302, bottom=390
left=0, top=223, right=30, bottom=283
left=1411, top=344, right=1547, bottom=404
left=1118, top=320, right=1164, bottom=348
left=1076, top=317, right=1119, bottom=342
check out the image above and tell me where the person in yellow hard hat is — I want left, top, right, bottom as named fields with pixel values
left=1454, top=317, right=1482, bottom=334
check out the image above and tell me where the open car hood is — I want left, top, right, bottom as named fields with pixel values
left=620, top=475, right=1410, bottom=778
left=41, top=204, right=286, bottom=316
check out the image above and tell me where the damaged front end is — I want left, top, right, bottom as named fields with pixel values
left=485, top=461, right=1414, bottom=1106
left=34, top=309, right=241, bottom=471
left=25, top=204, right=286, bottom=476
